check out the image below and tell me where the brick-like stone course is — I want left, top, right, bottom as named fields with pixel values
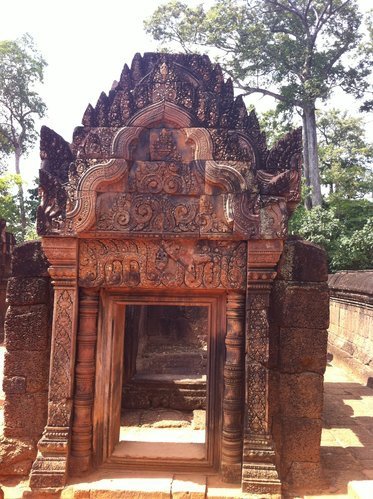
left=0, top=223, right=15, bottom=344
left=269, top=236, right=329, bottom=495
left=0, top=241, right=52, bottom=477
left=328, top=270, right=373, bottom=386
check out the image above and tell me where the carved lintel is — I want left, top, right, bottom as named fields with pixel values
left=70, top=287, right=100, bottom=475
left=221, top=292, right=245, bottom=483
left=242, top=239, right=282, bottom=494
left=30, top=238, right=78, bottom=490
left=78, top=239, right=247, bottom=291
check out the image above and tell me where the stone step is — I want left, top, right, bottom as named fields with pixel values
left=61, top=473, right=243, bottom=499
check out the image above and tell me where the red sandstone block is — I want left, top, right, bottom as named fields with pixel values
left=271, top=282, right=329, bottom=329
left=3, top=393, right=48, bottom=438
left=4, top=351, right=50, bottom=393
left=11, top=241, right=49, bottom=278
left=0, top=436, right=36, bottom=478
left=2, top=376, right=26, bottom=394
left=277, top=237, right=328, bottom=283
left=283, top=462, right=324, bottom=495
left=4, top=305, right=50, bottom=351
left=281, top=417, right=322, bottom=464
left=279, top=327, right=328, bottom=374
left=280, top=373, right=324, bottom=419
left=6, top=277, right=50, bottom=306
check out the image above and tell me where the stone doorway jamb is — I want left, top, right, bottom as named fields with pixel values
left=29, top=237, right=79, bottom=489
left=242, top=239, right=282, bottom=496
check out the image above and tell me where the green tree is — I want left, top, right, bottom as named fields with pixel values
left=317, top=108, right=373, bottom=200
left=360, top=9, right=373, bottom=112
left=145, top=0, right=371, bottom=208
left=289, top=204, right=373, bottom=271
left=0, top=33, right=47, bottom=239
left=259, top=108, right=296, bottom=148
left=0, top=173, right=24, bottom=240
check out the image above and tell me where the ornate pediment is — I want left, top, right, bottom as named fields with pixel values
left=37, top=53, right=302, bottom=240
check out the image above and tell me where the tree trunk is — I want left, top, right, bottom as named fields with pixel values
left=302, top=112, right=312, bottom=210
left=14, top=146, right=26, bottom=239
left=302, top=105, right=323, bottom=208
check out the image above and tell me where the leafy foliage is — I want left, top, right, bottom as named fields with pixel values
left=289, top=202, right=373, bottom=271
left=145, top=1, right=372, bottom=208
left=0, top=33, right=46, bottom=240
left=0, top=173, right=39, bottom=242
left=145, top=1, right=370, bottom=106
left=259, top=108, right=297, bottom=148
left=318, top=109, right=373, bottom=200
left=0, top=33, right=47, bottom=154
left=0, top=173, right=24, bottom=239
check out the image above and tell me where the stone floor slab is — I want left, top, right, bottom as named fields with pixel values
left=171, top=474, right=206, bottom=498
left=348, top=480, right=373, bottom=499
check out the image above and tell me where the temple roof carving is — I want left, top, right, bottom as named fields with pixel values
left=37, top=52, right=302, bottom=240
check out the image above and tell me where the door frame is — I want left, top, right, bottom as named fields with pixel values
left=92, top=288, right=226, bottom=472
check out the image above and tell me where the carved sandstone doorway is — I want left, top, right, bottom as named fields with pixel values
left=93, top=291, right=226, bottom=472
left=31, top=53, right=302, bottom=495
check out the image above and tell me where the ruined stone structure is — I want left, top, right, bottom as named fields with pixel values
left=1, top=242, right=52, bottom=477
left=1, top=53, right=329, bottom=497
left=0, top=220, right=15, bottom=344
left=329, top=271, right=373, bottom=387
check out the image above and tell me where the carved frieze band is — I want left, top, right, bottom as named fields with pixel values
left=79, top=239, right=247, bottom=290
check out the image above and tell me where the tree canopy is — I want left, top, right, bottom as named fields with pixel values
left=0, top=33, right=46, bottom=240
left=145, top=0, right=372, bottom=208
left=317, top=108, right=373, bottom=200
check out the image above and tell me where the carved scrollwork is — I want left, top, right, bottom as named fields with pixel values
left=129, top=161, right=204, bottom=195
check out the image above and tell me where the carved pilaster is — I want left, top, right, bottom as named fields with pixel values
left=70, top=287, right=99, bottom=474
left=29, top=238, right=78, bottom=490
left=242, top=240, right=282, bottom=496
left=221, top=292, right=245, bottom=483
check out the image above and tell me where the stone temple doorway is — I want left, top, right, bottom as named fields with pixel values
left=93, top=291, right=225, bottom=472
left=28, top=52, right=307, bottom=495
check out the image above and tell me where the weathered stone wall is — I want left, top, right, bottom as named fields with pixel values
left=0, top=241, right=52, bottom=477
left=0, top=220, right=15, bottom=344
left=269, top=236, right=329, bottom=495
left=328, top=271, right=373, bottom=387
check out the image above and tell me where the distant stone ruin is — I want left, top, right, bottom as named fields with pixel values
left=0, top=220, right=15, bottom=344
left=1, top=53, right=329, bottom=497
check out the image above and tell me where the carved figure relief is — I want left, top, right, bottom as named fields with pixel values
left=79, top=239, right=247, bottom=290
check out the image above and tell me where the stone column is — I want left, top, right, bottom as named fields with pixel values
left=70, top=287, right=99, bottom=474
left=241, top=240, right=282, bottom=496
left=221, top=291, right=245, bottom=483
left=29, top=238, right=78, bottom=490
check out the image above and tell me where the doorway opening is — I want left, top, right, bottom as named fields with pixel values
left=117, top=304, right=208, bottom=460
left=93, top=292, right=224, bottom=471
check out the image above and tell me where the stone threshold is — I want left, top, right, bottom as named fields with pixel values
left=60, top=471, right=243, bottom=498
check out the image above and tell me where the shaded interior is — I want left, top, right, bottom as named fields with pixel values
left=118, top=304, right=208, bottom=460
